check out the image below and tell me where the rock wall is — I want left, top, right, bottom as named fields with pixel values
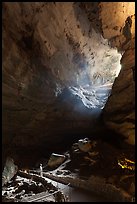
left=2, top=2, right=135, bottom=159
left=100, top=2, right=135, bottom=145
left=2, top=2, right=95, bottom=148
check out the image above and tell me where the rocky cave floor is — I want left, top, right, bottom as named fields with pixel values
left=2, top=138, right=135, bottom=202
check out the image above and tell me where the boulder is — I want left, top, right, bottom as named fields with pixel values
left=78, top=138, right=92, bottom=152
left=2, top=157, right=18, bottom=186
left=47, top=153, right=66, bottom=168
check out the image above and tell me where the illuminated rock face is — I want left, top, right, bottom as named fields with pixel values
left=99, top=2, right=135, bottom=145
left=2, top=2, right=135, bottom=156
left=103, top=47, right=135, bottom=145
left=82, top=2, right=135, bottom=145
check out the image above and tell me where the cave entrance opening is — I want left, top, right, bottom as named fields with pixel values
left=67, top=35, right=123, bottom=111
left=53, top=31, right=123, bottom=144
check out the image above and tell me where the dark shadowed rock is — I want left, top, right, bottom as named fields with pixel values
left=2, top=157, right=18, bottom=186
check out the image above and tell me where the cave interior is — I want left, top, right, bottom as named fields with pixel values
left=2, top=2, right=135, bottom=202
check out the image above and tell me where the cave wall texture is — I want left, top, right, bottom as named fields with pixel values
left=100, top=3, right=135, bottom=145
left=2, top=2, right=135, bottom=155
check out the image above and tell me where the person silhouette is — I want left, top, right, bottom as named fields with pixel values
left=40, top=164, right=43, bottom=177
